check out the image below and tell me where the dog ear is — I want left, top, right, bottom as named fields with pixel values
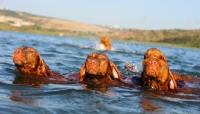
left=168, top=71, right=178, bottom=92
left=38, top=56, right=51, bottom=77
left=142, top=59, right=149, bottom=66
left=142, top=60, right=146, bottom=66
left=79, top=62, right=86, bottom=83
left=109, top=61, right=124, bottom=82
left=160, top=53, right=167, bottom=62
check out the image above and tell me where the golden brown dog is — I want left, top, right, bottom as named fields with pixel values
left=13, top=46, right=52, bottom=77
left=79, top=52, right=124, bottom=87
left=141, top=48, right=198, bottom=92
left=141, top=57, right=177, bottom=92
left=141, top=48, right=177, bottom=91
left=143, top=48, right=194, bottom=80
left=100, top=37, right=112, bottom=50
left=12, top=46, right=74, bottom=85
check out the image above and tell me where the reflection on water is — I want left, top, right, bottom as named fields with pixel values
left=0, top=30, right=200, bottom=113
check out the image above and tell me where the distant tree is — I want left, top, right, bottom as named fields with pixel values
left=32, top=24, right=41, bottom=30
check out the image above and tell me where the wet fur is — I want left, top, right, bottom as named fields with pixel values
left=100, top=37, right=112, bottom=50
left=12, top=46, right=74, bottom=85
left=141, top=48, right=178, bottom=92
left=79, top=52, right=124, bottom=87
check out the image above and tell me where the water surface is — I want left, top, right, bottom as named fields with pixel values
left=0, top=30, right=200, bottom=114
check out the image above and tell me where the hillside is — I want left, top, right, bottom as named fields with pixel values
left=0, top=9, right=200, bottom=48
left=0, top=9, right=111, bottom=32
left=94, top=29, right=200, bottom=48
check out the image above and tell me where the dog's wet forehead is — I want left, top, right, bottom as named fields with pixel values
left=145, top=48, right=161, bottom=56
left=146, top=53, right=158, bottom=58
left=19, top=46, right=28, bottom=50
left=87, top=52, right=108, bottom=60
left=17, top=46, right=38, bottom=59
left=19, top=46, right=36, bottom=53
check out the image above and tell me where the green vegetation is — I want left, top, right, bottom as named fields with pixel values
left=7, top=20, right=14, bottom=24
left=124, top=37, right=133, bottom=41
left=31, top=25, right=41, bottom=30
left=158, top=35, right=200, bottom=48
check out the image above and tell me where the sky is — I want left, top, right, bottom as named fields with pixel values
left=0, top=0, right=200, bottom=30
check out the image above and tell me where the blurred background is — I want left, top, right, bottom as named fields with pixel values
left=0, top=0, right=200, bottom=48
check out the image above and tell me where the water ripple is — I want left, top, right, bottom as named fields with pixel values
left=0, top=30, right=200, bottom=113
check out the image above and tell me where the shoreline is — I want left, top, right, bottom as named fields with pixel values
left=0, top=26, right=199, bottom=49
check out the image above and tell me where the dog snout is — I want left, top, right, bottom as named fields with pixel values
left=14, top=48, right=22, bottom=54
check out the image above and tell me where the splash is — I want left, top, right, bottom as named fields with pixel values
left=94, top=43, right=115, bottom=51
left=124, top=60, right=141, bottom=72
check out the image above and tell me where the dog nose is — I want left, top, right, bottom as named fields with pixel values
left=14, top=48, right=22, bottom=54
left=90, top=60, right=97, bottom=65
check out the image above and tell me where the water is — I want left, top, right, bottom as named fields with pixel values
left=0, top=30, right=200, bottom=114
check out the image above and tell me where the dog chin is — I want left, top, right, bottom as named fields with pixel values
left=87, top=69, right=99, bottom=74
left=14, top=61, right=24, bottom=67
left=147, top=71, right=156, bottom=77
left=146, top=73, right=158, bottom=80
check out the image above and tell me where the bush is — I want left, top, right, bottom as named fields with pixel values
left=32, top=25, right=41, bottom=30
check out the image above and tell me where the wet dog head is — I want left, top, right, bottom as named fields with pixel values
left=100, top=37, right=112, bottom=50
left=13, top=46, right=51, bottom=76
left=142, top=58, right=177, bottom=92
left=79, top=52, right=124, bottom=84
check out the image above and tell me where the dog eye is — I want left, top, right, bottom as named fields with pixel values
left=142, top=62, right=148, bottom=66
left=29, top=50, right=35, bottom=53
left=88, top=55, right=92, bottom=59
left=142, top=60, right=149, bottom=66
left=161, top=64, right=166, bottom=68
left=101, top=58, right=106, bottom=61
